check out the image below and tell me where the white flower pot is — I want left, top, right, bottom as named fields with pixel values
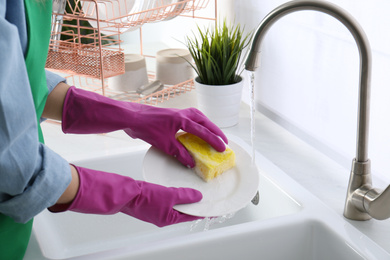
left=194, top=76, right=243, bottom=128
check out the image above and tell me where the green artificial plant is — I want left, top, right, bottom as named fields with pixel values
left=185, top=20, right=252, bottom=85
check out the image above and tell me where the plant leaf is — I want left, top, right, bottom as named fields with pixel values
left=184, top=19, right=252, bottom=85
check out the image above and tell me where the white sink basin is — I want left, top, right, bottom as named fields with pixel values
left=33, top=135, right=390, bottom=259
left=122, top=217, right=376, bottom=260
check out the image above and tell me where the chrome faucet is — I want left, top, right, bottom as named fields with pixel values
left=244, top=0, right=390, bottom=221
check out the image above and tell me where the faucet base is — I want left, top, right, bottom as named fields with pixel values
left=344, top=159, right=372, bottom=221
left=343, top=210, right=372, bottom=221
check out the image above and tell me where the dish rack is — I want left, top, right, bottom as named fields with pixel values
left=46, top=0, right=216, bottom=105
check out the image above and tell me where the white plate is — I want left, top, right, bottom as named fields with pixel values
left=143, top=139, right=259, bottom=217
left=149, top=0, right=188, bottom=22
left=81, top=0, right=144, bottom=34
left=165, top=0, right=188, bottom=21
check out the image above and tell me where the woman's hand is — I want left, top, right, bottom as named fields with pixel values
left=50, top=165, right=203, bottom=227
left=61, top=86, right=228, bottom=167
left=124, top=106, right=227, bottom=167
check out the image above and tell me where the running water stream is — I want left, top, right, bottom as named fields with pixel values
left=250, top=71, right=256, bottom=163
left=249, top=71, right=260, bottom=205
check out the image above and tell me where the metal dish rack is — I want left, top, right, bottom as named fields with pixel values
left=46, top=0, right=216, bottom=105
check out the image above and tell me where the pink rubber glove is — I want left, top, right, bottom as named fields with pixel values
left=62, top=86, right=228, bottom=167
left=49, top=166, right=203, bottom=227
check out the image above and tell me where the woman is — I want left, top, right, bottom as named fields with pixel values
left=0, top=1, right=228, bottom=259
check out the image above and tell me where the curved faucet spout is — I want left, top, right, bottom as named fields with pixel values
left=243, top=0, right=389, bottom=221
left=244, top=0, right=371, bottom=163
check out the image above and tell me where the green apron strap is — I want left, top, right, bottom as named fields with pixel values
left=24, top=0, right=52, bottom=143
left=0, top=1, right=52, bottom=259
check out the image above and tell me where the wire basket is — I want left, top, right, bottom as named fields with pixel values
left=46, top=43, right=125, bottom=79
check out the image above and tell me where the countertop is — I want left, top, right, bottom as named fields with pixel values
left=24, top=90, right=390, bottom=259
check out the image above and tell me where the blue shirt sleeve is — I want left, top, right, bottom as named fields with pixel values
left=46, top=69, right=66, bottom=94
left=0, top=1, right=71, bottom=223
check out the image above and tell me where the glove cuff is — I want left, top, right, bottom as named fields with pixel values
left=49, top=165, right=141, bottom=215
left=61, top=86, right=140, bottom=134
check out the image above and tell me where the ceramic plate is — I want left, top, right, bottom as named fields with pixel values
left=143, top=138, right=259, bottom=217
left=81, top=0, right=143, bottom=34
left=157, top=0, right=188, bottom=21
left=166, top=0, right=188, bottom=21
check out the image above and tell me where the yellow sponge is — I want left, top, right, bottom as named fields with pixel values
left=177, top=132, right=235, bottom=182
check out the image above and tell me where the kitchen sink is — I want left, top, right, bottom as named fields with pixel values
left=33, top=135, right=301, bottom=259
left=33, top=135, right=390, bottom=259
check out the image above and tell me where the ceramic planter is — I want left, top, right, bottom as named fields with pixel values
left=194, top=76, right=243, bottom=128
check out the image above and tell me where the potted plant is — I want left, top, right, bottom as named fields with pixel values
left=185, top=20, right=252, bottom=128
